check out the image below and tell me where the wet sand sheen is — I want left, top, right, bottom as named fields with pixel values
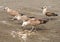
left=0, top=0, right=60, bottom=42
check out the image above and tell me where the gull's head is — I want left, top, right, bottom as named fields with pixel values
left=4, top=7, right=9, bottom=10
left=22, top=21, right=30, bottom=27
left=41, top=6, right=47, bottom=9
left=15, top=15, right=22, bottom=20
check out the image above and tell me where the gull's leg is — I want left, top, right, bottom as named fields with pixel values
left=30, top=26, right=35, bottom=32
left=34, top=25, right=38, bottom=32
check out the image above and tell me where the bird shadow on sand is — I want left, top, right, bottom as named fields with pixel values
left=42, top=17, right=58, bottom=22
left=22, top=25, right=49, bottom=32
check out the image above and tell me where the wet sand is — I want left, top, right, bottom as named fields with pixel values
left=0, top=0, right=60, bottom=42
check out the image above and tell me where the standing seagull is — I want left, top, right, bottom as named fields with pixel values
left=4, top=7, right=21, bottom=20
left=21, top=18, right=48, bottom=31
left=42, top=6, right=58, bottom=17
left=19, top=13, right=36, bottom=22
